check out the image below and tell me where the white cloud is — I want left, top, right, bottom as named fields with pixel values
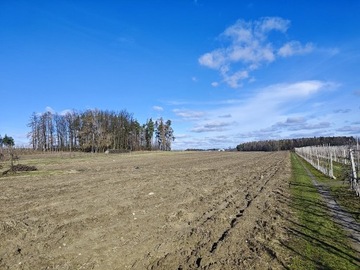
left=233, top=120, right=332, bottom=141
left=153, top=106, right=164, bottom=111
left=257, top=80, right=335, bottom=101
left=257, top=17, right=290, bottom=33
left=289, top=130, right=334, bottom=139
left=301, top=122, right=331, bottom=130
left=274, top=119, right=331, bottom=131
left=171, top=80, right=335, bottom=148
left=278, top=41, right=314, bottom=57
left=285, top=117, right=306, bottom=124
left=198, top=17, right=313, bottom=88
left=191, top=121, right=236, bottom=133
left=219, top=114, right=232, bottom=118
left=227, top=44, right=275, bottom=64
left=60, top=109, right=74, bottom=116
left=45, top=106, right=55, bottom=114
left=336, top=125, right=360, bottom=133
left=198, top=50, right=226, bottom=69
left=211, top=82, right=219, bottom=87
left=170, top=80, right=351, bottom=149
left=234, top=116, right=331, bottom=141
left=173, top=109, right=205, bottom=119
left=222, top=69, right=249, bottom=88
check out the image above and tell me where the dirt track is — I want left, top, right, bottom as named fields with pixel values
left=0, top=151, right=291, bottom=269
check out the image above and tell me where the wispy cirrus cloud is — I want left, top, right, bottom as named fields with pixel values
left=172, top=80, right=337, bottom=148
left=336, top=125, right=360, bottom=133
left=197, top=81, right=332, bottom=132
left=153, top=106, right=164, bottom=111
left=173, top=109, right=205, bottom=119
left=199, top=17, right=314, bottom=88
left=235, top=117, right=331, bottom=141
left=271, top=118, right=331, bottom=131
left=191, top=121, right=236, bottom=133
left=218, top=114, right=232, bottom=118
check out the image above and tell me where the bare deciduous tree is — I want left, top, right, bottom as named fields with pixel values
left=28, top=109, right=174, bottom=152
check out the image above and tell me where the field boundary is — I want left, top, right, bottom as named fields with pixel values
left=289, top=153, right=360, bottom=269
left=298, top=156, right=360, bottom=253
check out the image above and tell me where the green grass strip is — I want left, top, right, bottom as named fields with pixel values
left=288, top=153, right=359, bottom=270
left=325, top=161, right=360, bottom=223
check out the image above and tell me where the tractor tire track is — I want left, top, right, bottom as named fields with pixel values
left=149, top=152, right=291, bottom=269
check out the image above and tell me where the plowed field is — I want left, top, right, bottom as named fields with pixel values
left=0, top=151, right=291, bottom=269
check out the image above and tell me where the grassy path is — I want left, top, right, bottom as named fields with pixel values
left=299, top=157, right=360, bottom=253
left=288, top=153, right=360, bottom=269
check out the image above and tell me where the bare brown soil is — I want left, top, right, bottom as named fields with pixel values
left=0, top=151, right=292, bottom=269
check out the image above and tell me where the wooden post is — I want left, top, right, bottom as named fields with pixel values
left=317, top=154, right=320, bottom=171
left=349, top=149, right=359, bottom=196
left=357, top=138, right=359, bottom=175
left=330, top=152, right=335, bottom=179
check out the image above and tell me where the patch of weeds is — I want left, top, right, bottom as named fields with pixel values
left=288, top=153, right=359, bottom=270
left=2, top=164, right=37, bottom=175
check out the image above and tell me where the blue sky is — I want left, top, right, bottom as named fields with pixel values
left=1, top=0, right=360, bottom=149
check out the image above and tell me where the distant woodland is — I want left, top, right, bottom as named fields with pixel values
left=236, top=136, right=356, bottom=152
left=27, top=109, right=175, bottom=152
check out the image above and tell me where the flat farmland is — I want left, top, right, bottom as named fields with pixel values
left=0, top=151, right=291, bottom=269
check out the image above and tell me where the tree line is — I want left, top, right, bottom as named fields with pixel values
left=27, top=109, right=175, bottom=152
left=236, top=136, right=356, bottom=152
